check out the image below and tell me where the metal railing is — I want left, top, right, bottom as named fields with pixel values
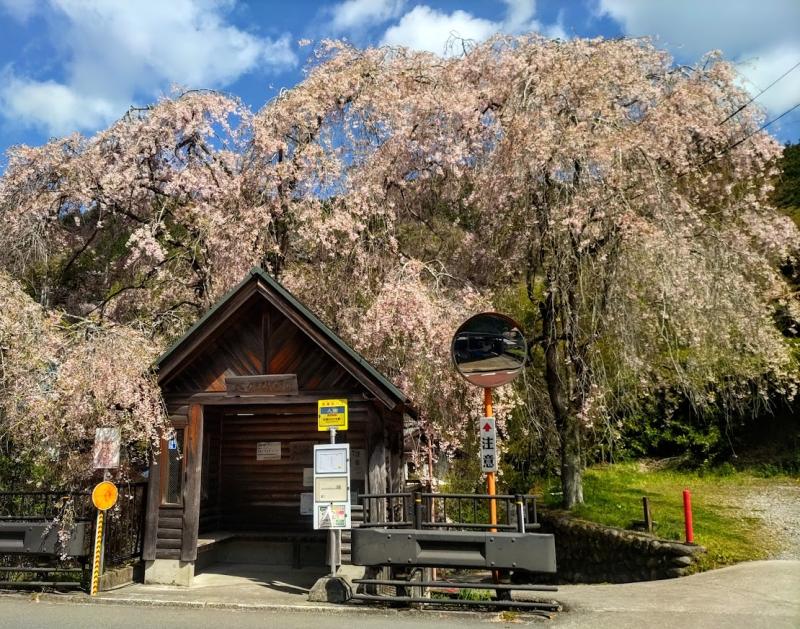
left=0, top=490, right=93, bottom=522
left=103, top=482, right=147, bottom=566
left=358, top=491, right=540, bottom=533
left=0, top=481, right=148, bottom=589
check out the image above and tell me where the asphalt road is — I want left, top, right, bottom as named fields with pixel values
left=1, top=560, right=797, bottom=629
left=1, top=599, right=515, bottom=629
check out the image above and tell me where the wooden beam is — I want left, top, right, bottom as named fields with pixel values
left=262, top=308, right=272, bottom=375
left=366, top=405, right=387, bottom=524
left=142, top=447, right=161, bottom=561
left=253, top=281, right=400, bottom=410
left=158, top=284, right=258, bottom=387
left=187, top=392, right=370, bottom=405
left=388, top=425, right=405, bottom=494
left=181, top=403, right=204, bottom=562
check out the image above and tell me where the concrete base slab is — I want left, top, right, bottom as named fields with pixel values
left=144, top=559, right=194, bottom=587
left=118, top=564, right=328, bottom=608
left=308, top=576, right=353, bottom=603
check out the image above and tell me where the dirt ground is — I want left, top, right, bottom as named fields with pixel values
left=746, top=481, right=800, bottom=559
left=715, top=478, right=800, bottom=560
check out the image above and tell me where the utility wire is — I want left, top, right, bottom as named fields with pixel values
left=597, top=99, right=800, bottom=208
left=701, top=100, right=800, bottom=168
left=719, top=59, right=800, bottom=125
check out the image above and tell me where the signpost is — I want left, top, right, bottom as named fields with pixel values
left=89, top=480, right=118, bottom=596
left=90, top=427, right=120, bottom=596
left=315, top=399, right=351, bottom=577
left=451, top=313, right=527, bottom=532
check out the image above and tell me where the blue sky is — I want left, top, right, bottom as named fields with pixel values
left=0, top=0, right=798, bottom=157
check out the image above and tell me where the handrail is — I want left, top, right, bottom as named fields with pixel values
left=358, top=490, right=540, bottom=533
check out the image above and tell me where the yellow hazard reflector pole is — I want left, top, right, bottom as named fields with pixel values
left=90, top=509, right=105, bottom=596
left=89, top=480, right=116, bottom=595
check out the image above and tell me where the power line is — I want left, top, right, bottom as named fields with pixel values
left=719, top=59, right=800, bottom=125
left=701, top=100, right=800, bottom=167
left=598, top=99, right=800, bottom=208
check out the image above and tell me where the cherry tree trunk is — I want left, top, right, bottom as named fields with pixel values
left=542, top=302, right=585, bottom=509
left=559, top=413, right=584, bottom=509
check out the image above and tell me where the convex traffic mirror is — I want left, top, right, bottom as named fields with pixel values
left=451, top=312, right=527, bottom=388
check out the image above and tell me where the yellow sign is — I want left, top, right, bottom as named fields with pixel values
left=317, top=399, right=348, bottom=431
left=91, top=480, right=119, bottom=511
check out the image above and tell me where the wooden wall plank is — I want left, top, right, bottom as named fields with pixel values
left=196, top=403, right=367, bottom=533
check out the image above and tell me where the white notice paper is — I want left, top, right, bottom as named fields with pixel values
left=256, top=441, right=281, bottom=461
left=314, top=446, right=348, bottom=474
left=350, top=448, right=367, bottom=479
left=302, top=467, right=313, bottom=487
left=300, top=492, right=313, bottom=515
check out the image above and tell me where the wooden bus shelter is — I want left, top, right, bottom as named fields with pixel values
left=142, top=268, right=411, bottom=586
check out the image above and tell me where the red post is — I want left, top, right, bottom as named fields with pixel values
left=683, top=489, right=694, bottom=544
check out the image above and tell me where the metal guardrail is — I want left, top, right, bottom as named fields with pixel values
left=352, top=490, right=556, bottom=614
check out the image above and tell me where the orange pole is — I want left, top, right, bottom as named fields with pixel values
left=484, top=388, right=497, bottom=530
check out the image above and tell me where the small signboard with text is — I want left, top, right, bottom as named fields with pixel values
left=92, top=427, right=120, bottom=470
left=478, top=416, right=498, bottom=473
left=316, top=503, right=349, bottom=529
left=312, top=443, right=351, bottom=529
left=256, top=441, right=281, bottom=461
left=317, top=399, right=348, bottom=431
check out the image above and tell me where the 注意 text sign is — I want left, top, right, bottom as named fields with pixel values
left=478, top=416, right=498, bottom=473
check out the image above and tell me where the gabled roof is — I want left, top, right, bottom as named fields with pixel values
left=155, top=267, right=410, bottom=411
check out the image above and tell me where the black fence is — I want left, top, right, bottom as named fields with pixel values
left=359, top=491, right=540, bottom=533
left=0, top=481, right=147, bottom=589
left=0, top=489, right=93, bottom=522
left=103, top=482, right=148, bottom=566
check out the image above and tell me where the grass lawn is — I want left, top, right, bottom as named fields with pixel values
left=537, top=461, right=799, bottom=571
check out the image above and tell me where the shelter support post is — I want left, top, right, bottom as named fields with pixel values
left=181, top=404, right=204, bottom=562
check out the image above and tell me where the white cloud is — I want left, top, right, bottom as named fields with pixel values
left=380, top=1, right=562, bottom=56
left=330, top=0, right=406, bottom=32
left=381, top=6, right=497, bottom=54
left=598, top=0, right=799, bottom=60
left=502, top=0, right=538, bottom=33
left=597, top=0, right=800, bottom=120
left=735, top=44, right=800, bottom=115
left=0, top=0, right=297, bottom=135
left=0, top=73, right=121, bottom=136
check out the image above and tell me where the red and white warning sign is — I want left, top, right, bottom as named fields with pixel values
left=478, top=416, right=498, bottom=473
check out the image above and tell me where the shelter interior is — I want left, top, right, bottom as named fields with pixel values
left=142, top=268, right=409, bottom=585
